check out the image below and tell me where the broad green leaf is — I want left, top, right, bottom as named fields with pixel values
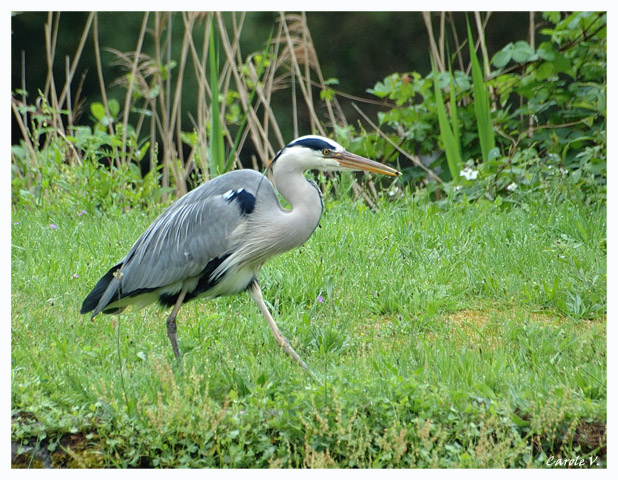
left=108, top=99, right=120, bottom=118
left=512, top=41, right=535, bottom=63
left=492, top=43, right=513, bottom=68
left=90, top=102, right=106, bottom=122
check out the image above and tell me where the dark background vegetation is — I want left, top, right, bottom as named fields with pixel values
left=11, top=11, right=606, bottom=211
left=11, top=11, right=530, bottom=143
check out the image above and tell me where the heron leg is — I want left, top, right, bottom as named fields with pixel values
left=166, top=288, right=187, bottom=362
left=248, top=280, right=319, bottom=382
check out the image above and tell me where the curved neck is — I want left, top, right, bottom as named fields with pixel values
left=271, top=161, right=323, bottom=248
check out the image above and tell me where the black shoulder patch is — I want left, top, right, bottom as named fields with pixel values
left=223, top=188, right=255, bottom=215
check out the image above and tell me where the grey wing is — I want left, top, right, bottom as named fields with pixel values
left=88, top=169, right=268, bottom=314
left=120, top=194, right=240, bottom=291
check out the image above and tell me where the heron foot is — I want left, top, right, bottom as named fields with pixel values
left=278, top=334, right=320, bottom=381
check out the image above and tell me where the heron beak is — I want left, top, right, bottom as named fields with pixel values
left=333, top=151, right=401, bottom=177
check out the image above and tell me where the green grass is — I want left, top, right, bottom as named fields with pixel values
left=11, top=186, right=606, bottom=468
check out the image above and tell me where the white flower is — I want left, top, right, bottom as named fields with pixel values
left=507, top=182, right=518, bottom=191
left=459, top=167, right=479, bottom=181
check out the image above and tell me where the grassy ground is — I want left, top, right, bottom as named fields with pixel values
left=11, top=186, right=606, bottom=468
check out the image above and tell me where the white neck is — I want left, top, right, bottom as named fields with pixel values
left=270, top=157, right=323, bottom=251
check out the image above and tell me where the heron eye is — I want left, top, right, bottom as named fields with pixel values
left=322, top=148, right=331, bottom=156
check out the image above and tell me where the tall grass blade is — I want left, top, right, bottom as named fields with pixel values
left=209, top=17, right=225, bottom=177
left=467, top=21, right=495, bottom=163
left=448, top=68, right=460, bottom=147
left=432, top=60, right=463, bottom=181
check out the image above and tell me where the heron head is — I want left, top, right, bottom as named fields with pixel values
left=270, top=135, right=401, bottom=177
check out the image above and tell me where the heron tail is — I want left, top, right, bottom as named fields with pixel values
left=80, top=263, right=123, bottom=316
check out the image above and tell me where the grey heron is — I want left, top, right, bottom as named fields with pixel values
left=81, top=135, right=400, bottom=376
